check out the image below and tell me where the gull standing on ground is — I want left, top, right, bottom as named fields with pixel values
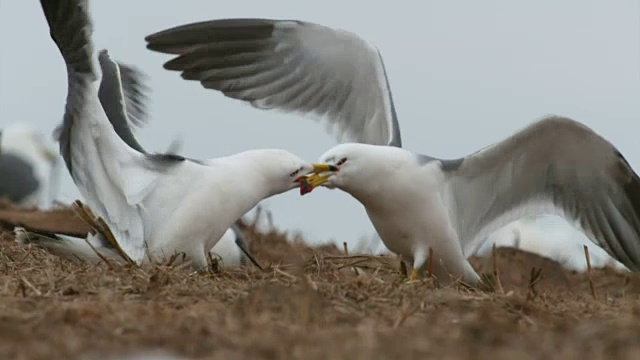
left=17, top=52, right=253, bottom=268
left=144, top=18, right=640, bottom=285
left=35, top=4, right=329, bottom=269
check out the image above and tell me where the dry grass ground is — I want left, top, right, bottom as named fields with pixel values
left=0, top=204, right=639, bottom=359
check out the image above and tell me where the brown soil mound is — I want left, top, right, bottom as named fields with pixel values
left=0, top=202, right=638, bottom=359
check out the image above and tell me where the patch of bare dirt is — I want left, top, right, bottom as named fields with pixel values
left=0, top=203, right=639, bottom=359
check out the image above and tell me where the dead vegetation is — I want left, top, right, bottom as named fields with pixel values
left=0, top=204, right=639, bottom=359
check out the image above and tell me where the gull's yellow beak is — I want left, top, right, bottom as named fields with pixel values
left=296, top=163, right=339, bottom=195
left=312, top=163, right=339, bottom=173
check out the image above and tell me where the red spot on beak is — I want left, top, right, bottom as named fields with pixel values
left=300, top=182, right=313, bottom=195
left=295, top=176, right=313, bottom=195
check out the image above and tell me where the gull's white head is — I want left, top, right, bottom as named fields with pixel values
left=299, top=143, right=391, bottom=195
left=235, top=149, right=336, bottom=195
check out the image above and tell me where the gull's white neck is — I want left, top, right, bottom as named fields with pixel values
left=338, top=146, right=417, bottom=210
left=198, top=153, right=291, bottom=250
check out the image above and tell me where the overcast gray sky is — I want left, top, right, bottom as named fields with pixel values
left=1, top=1, right=639, bottom=246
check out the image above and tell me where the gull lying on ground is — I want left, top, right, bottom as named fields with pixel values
left=0, top=123, right=59, bottom=208
left=144, top=18, right=640, bottom=286
left=473, top=215, right=628, bottom=272
left=34, top=2, right=327, bottom=270
left=354, top=216, right=628, bottom=273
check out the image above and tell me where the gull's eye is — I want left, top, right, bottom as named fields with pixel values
left=336, top=158, right=347, bottom=166
left=289, top=168, right=301, bottom=177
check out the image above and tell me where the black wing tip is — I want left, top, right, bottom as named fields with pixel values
left=232, top=228, right=264, bottom=270
left=163, top=57, right=187, bottom=71
left=148, top=153, right=187, bottom=163
left=610, top=148, right=640, bottom=271
left=40, top=0, right=95, bottom=75
left=145, top=43, right=179, bottom=55
left=145, top=18, right=280, bottom=52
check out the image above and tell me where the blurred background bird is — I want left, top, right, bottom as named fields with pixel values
left=0, top=122, right=60, bottom=209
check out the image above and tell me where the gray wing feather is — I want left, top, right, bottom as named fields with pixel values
left=444, top=115, right=640, bottom=272
left=52, top=51, right=151, bottom=152
left=96, top=49, right=149, bottom=154
left=91, top=51, right=188, bottom=164
left=145, top=18, right=401, bottom=147
left=115, top=60, right=150, bottom=128
left=40, top=0, right=96, bottom=174
left=52, top=50, right=187, bottom=164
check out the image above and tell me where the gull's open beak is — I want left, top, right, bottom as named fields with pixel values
left=296, top=163, right=339, bottom=196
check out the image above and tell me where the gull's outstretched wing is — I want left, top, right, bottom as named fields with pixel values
left=52, top=51, right=152, bottom=153
left=96, top=51, right=188, bottom=159
left=41, top=0, right=97, bottom=174
left=441, top=116, right=640, bottom=272
left=40, top=0, right=186, bottom=261
left=145, top=18, right=401, bottom=147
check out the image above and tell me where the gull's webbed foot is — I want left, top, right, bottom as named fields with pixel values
left=399, top=260, right=407, bottom=277
left=404, top=268, right=421, bottom=284
left=395, top=259, right=411, bottom=283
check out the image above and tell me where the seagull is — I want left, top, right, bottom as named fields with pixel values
left=211, top=224, right=253, bottom=266
left=18, top=50, right=255, bottom=268
left=474, top=215, right=628, bottom=272
left=0, top=123, right=59, bottom=208
left=36, top=2, right=329, bottom=270
left=144, top=18, right=640, bottom=286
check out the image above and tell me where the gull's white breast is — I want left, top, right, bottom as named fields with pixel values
left=363, top=160, right=456, bottom=263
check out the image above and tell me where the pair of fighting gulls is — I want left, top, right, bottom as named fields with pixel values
left=30, top=0, right=640, bottom=287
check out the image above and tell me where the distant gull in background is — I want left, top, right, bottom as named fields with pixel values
left=212, top=224, right=252, bottom=266
left=474, top=215, right=628, bottom=272
left=29, top=1, right=328, bottom=270
left=354, top=216, right=627, bottom=273
left=0, top=123, right=59, bottom=208
left=145, top=18, right=640, bottom=286
left=18, top=50, right=253, bottom=268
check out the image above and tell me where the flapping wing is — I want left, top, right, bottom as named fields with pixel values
left=40, top=0, right=96, bottom=174
left=442, top=115, right=640, bottom=272
left=96, top=50, right=151, bottom=153
left=145, top=18, right=402, bottom=147
left=52, top=50, right=152, bottom=153
left=40, top=0, right=186, bottom=261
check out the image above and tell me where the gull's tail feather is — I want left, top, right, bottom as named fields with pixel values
left=14, top=227, right=125, bottom=264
